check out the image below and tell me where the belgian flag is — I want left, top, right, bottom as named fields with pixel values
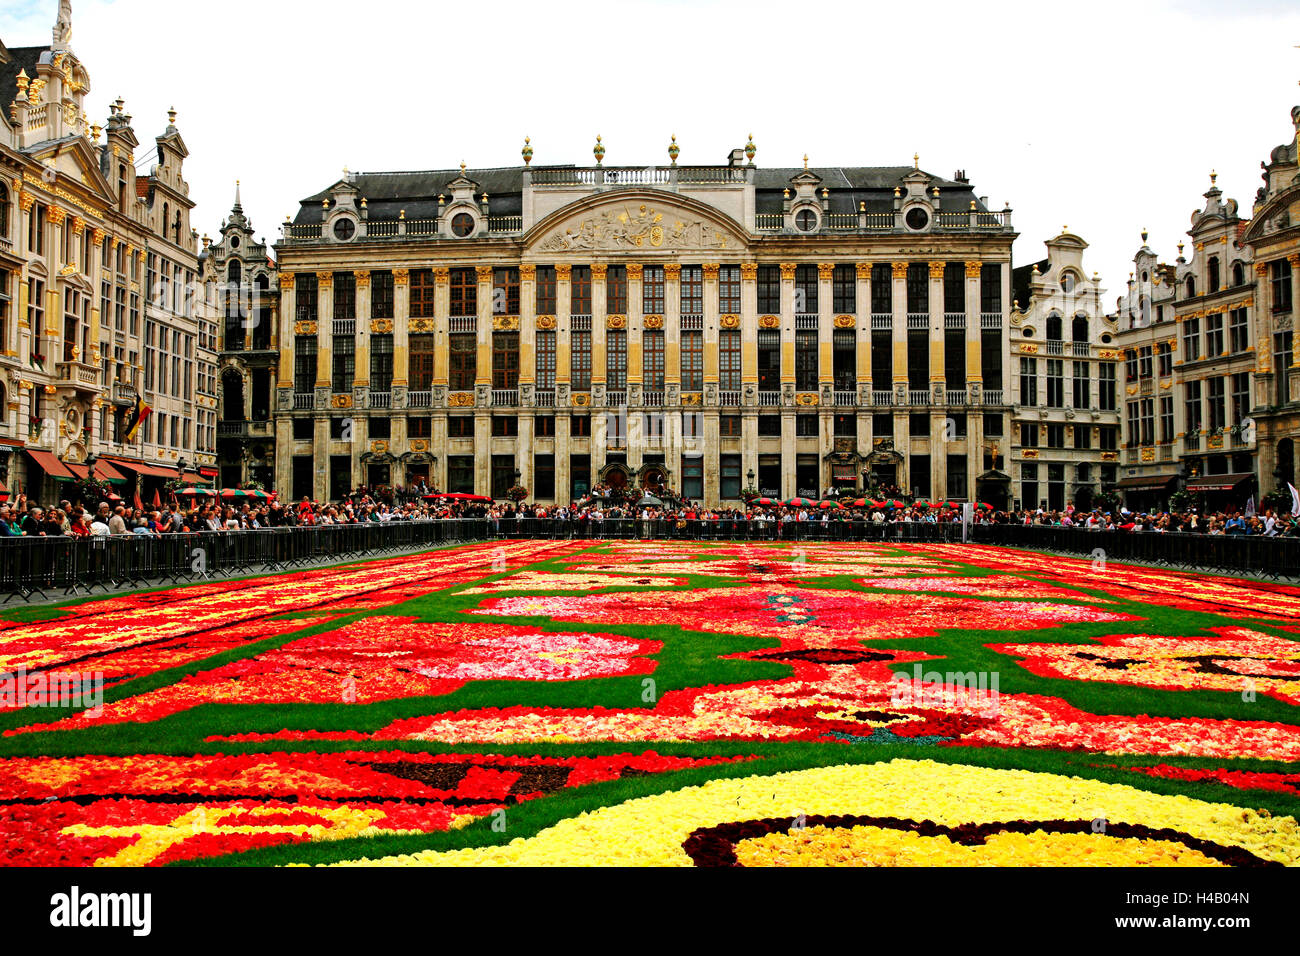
left=124, top=395, right=152, bottom=443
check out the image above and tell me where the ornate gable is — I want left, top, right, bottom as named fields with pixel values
left=529, top=192, right=744, bottom=254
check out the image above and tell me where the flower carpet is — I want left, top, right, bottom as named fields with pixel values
left=2, top=538, right=1299, bottom=867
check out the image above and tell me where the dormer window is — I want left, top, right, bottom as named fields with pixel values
left=332, top=218, right=356, bottom=241
left=794, top=208, right=818, bottom=233
left=451, top=212, right=475, bottom=238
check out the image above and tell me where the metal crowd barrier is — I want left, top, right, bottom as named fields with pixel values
left=4, top=519, right=1298, bottom=602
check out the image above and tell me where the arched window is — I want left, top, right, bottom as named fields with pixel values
left=0, top=181, right=9, bottom=239
left=1072, top=315, right=1089, bottom=342
left=1139, top=297, right=1151, bottom=327
left=221, top=370, right=245, bottom=421
left=161, top=203, right=169, bottom=239
left=1231, top=261, right=1244, bottom=287
left=118, top=165, right=127, bottom=209
left=1185, top=275, right=1196, bottom=298
left=253, top=274, right=271, bottom=350
left=1207, top=256, right=1220, bottom=293
left=1046, top=314, right=1063, bottom=341
left=174, top=210, right=182, bottom=244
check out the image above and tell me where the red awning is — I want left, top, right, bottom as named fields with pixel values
left=26, top=449, right=76, bottom=480
left=199, top=466, right=218, bottom=478
left=1185, top=473, right=1253, bottom=492
left=102, top=457, right=179, bottom=479
left=65, top=459, right=129, bottom=483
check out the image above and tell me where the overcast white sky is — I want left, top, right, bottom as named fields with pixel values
left=4, top=0, right=1299, bottom=304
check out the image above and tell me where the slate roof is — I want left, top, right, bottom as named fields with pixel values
left=293, top=165, right=990, bottom=226
left=0, top=45, right=46, bottom=131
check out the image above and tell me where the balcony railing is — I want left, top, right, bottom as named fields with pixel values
left=834, top=390, right=856, bottom=407
left=1158, top=442, right=1174, bottom=460
left=946, top=389, right=967, bottom=406
left=907, top=313, right=929, bottom=330
left=871, top=313, right=892, bottom=331
left=759, top=391, right=781, bottom=407
left=980, top=312, right=1002, bottom=329
left=642, top=390, right=665, bottom=407
left=795, top=314, right=819, bottom=330
left=872, top=390, right=894, bottom=406
left=909, top=390, right=930, bottom=406
left=944, top=313, right=966, bottom=330
left=982, top=389, right=1004, bottom=406
left=605, top=390, right=626, bottom=407
left=332, top=319, right=355, bottom=336
left=488, top=216, right=523, bottom=233
left=408, top=390, right=433, bottom=408
left=492, top=389, right=518, bottom=407
left=293, top=392, right=314, bottom=410
left=1045, top=340, right=1065, bottom=355
left=1070, top=342, right=1092, bottom=357
left=535, top=389, right=555, bottom=408
left=449, top=316, right=476, bottom=333
left=720, top=390, right=741, bottom=407
left=754, top=213, right=784, bottom=231
left=370, top=391, right=392, bottom=409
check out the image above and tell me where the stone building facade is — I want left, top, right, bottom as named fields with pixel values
left=1008, top=231, right=1121, bottom=511
left=272, top=146, right=1017, bottom=508
left=0, top=4, right=218, bottom=502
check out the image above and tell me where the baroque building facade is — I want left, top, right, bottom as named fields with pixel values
left=272, top=146, right=1017, bottom=508
left=1008, top=231, right=1121, bottom=511
left=0, top=4, right=218, bottom=503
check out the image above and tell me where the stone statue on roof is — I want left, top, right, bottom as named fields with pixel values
left=53, top=0, right=73, bottom=49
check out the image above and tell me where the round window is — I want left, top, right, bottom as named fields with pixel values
left=229, top=236, right=240, bottom=249
left=795, top=209, right=818, bottom=232
left=1022, top=328, right=1034, bottom=338
left=1060, top=273, right=1075, bottom=294
left=451, top=213, right=475, bottom=238
left=904, top=207, right=929, bottom=231
left=332, top=218, right=356, bottom=241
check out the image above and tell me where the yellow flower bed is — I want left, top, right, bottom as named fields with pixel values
left=326, top=759, right=1300, bottom=867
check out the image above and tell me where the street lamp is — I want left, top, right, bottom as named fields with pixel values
left=747, top=468, right=755, bottom=485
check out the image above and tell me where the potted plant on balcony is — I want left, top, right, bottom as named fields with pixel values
left=506, top=484, right=529, bottom=503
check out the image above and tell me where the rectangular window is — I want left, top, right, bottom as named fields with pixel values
left=1207, top=376, right=1227, bottom=432
left=719, top=329, right=742, bottom=391
left=909, top=454, right=931, bottom=499
left=534, top=454, right=555, bottom=499
left=570, top=265, right=592, bottom=314
left=1157, top=342, right=1172, bottom=377
left=1229, top=307, right=1249, bottom=353
left=980, top=264, right=1002, bottom=313
left=1046, top=359, right=1064, bottom=408
left=535, top=415, right=556, bottom=437
left=1099, top=362, right=1116, bottom=411
left=907, top=330, right=928, bottom=390
left=491, top=416, right=518, bottom=437
left=834, top=329, right=856, bottom=390
left=795, top=264, right=818, bottom=314
left=643, top=330, right=665, bottom=390
left=606, top=329, right=627, bottom=389
left=295, top=273, right=317, bottom=322
left=944, top=330, right=965, bottom=391
left=1184, top=379, right=1203, bottom=434
left=1046, top=423, right=1065, bottom=448
left=795, top=329, right=818, bottom=391
left=681, top=456, right=704, bottom=500
left=872, top=330, right=892, bottom=391
left=571, top=330, right=592, bottom=390
left=680, top=265, right=703, bottom=314
left=833, top=263, right=856, bottom=313
left=450, top=268, right=477, bottom=316
left=370, top=334, right=394, bottom=393
left=757, top=265, right=781, bottom=314
left=333, top=271, right=355, bottom=319
left=410, top=333, right=436, bottom=391
left=536, top=266, right=557, bottom=314
left=1231, top=371, right=1251, bottom=425
left=1019, top=357, right=1038, bottom=407
left=449, top=332, right=476, bottom=391
left=407, top=416, right=432, bottom=439
left=796, top=414, right=819, bottom=437
left=943, top=262, right=964, bottom=313
left=409, top=269, right=435, bottom=318
left=1183, top=317, right=1201, bottom=361
left=1138, top=346, right=1153, bottom=380
left=448, top=416, right=474, bottom=438
left=536, top=331, right=556, bottom=390
left=720, top=454, right=742, bottom=500
left=758, top=415, right=781, bottom=437
left=719, top=415, right=742, bottom=438
left=606, top=265, right=628, bottom=314
left=331, top=334, right=354, bottom=392
left=1275, top=331, right=1293, bottom=405
left=1271, top=258, right=1293, bottom=313
left=1159, top=395, right=1175, bottom=444
left=492, top=332, right=520, bottom=389
left=1206, top=314, right=1224, bottom=356
left=718, top=265, right=741, bottom=314
left=681, top=329, right=703, bottom=391
left=1020, top=421, right=1039, bottom=448
left=448, top=456, right=475, bottom=495
left=371, top=270, right=394, bottom=319
left=642, top=265, right=664, bottom=314
left=493, top=267, right=520, bottom=315
left=758, top=329, right=781, bottom=391
left=906, top=263, right=929, bottom=314
left=1072, top=361, right=1090, bottom=409
left=570, top=414, right=590, bottom=437
left=1140, top=398, right=1155, bottom=446
left=871, top=263, right=892, bottom=314
left=946, top=453, right=968, bottom=500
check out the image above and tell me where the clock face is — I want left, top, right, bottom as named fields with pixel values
left=333, top=218, right=356, bottom=241
left=451, top=213, right=474, bottom=238
left=795, top=209, right=818, bottom=232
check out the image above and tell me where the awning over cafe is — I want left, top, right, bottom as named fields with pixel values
left=1185, top=473, right=1254, bottom=492
left=1116, top=473, right=1177, bottom=490
left=25, top=449, right=75, bottom=480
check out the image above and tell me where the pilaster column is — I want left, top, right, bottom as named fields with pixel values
left=555, top=413, right=571, bottom=504
left=779, top=263, right=796, bottom=388
left=1291, top=254, right=1300, bottom=367
left=664, top=264, right=681, bottom=386
left=592, top=263, right=609, bottom=386
left=964, top=261, right=981, bottom=389
left=891, top=262, right=908, bottom=386
left=818, top=263, right=834, bottom=387
left=315, top=271, right=333, bottom=390
left=519, top=264, right=536, bottom=386
left=354, top=272, right=371, bottom=388
left=476, top=266, right=492, bottom=386
left=741, top=263, right=758, bottom=385
left=277, top=274, right=295, bottom=388
left=703, top=263, right=720, bottom=387
left=426, top=269, right=445, bottom=385
left=555, top=265, right=571, bottom=386
left=928, top=261, right=945, bottom=385
left=856, top=262, right=871, bottom=388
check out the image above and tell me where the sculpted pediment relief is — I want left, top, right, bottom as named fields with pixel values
left=536, top=200, right=741, bottom=254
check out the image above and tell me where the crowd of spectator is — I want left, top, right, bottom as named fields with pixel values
left=1, top=490, right=1297, bottom=537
